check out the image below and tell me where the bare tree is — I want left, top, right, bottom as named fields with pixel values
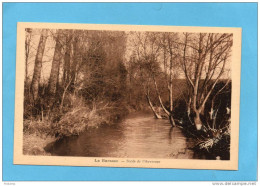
left=31, top=29, right=48, bottom=101
left=128, top=32, right=163, bottom=119
left=142, top=32, right=181, bottom=126
left=181, top=33, right=233, bottom=130
left=158, top=32, right=181, bottom=127
left=128, top=32, right=182, bottom=126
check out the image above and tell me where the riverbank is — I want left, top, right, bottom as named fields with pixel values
left=23, top=132, right=55, bottom=155
left=23, top=103, right=129, bottom=155
left=23, top=119, right=56, bottom=155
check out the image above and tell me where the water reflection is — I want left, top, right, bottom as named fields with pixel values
left=48, top=112, right=195, bottom=159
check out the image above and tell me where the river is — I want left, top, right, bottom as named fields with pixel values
left=47, top=112, right=196, bottom=159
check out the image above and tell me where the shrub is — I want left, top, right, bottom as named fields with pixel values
left=53, top=98, right=128, bottom=138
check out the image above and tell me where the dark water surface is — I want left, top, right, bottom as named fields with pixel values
left=48, top=113, right=196, bottom=159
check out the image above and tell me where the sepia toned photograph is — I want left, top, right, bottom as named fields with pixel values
left=14, top=23, right=241, bottom=169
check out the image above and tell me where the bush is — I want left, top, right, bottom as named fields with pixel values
left=53, top=106, right=98, bottom=137
left=53, top=98, right=128, bottom=138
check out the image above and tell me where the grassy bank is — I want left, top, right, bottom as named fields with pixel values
left=23, top=120, right=55, bottom=155
left=23, top=132, right=55, bottom=155
left=23, top=101, right=128, bottom=155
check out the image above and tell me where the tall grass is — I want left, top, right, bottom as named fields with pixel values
left=24, top=92, right=128, bottom=140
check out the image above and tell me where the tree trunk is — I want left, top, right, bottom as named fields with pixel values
left=48, top=30, right=62, bottom=97
left=146, top=90, right=162, bottom=119
left=169, top=77, right=173, bottom=113
left=168, top=57, right=176, bottom=127
left=25, top=29, right=32, bottom=86
left=63, top=30, right=73, bottom=86
left=152, top=75, right=170, bottom=116
left=194, top=111, right=203, bottom=130
left=169, top=115, right=176, bottom=127
left=25, top=36, right=29, bottom=85
left=63, top=38, right=70, bottom=86
left=60, top=78, right=73, bottom=111
left=71, top=32, right=79, bottom=88
left=31, top=29, right=48, bottom=101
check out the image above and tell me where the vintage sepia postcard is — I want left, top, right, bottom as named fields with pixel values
left=14, top=22, right=241, bottom=170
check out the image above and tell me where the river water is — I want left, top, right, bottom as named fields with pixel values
left=48, top=112, right=196, bottom=159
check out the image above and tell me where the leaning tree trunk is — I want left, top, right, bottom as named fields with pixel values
left=48, top=30, right=63, bottom=98
left=169, top=115, right=175, bottom=127
left=31, top=29, right=48, bottom=101
left=152, top=75, right=170, bottom=116
left=152, top=74, right=176, bottom=127
left=146, top=90, right=162, bottom=119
